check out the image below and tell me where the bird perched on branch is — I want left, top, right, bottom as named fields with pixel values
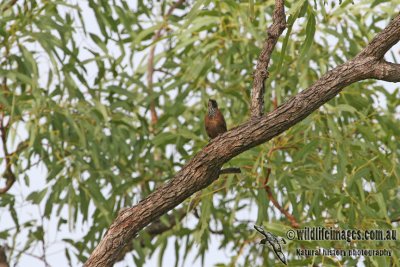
left=205, top=99, right=227, bottom=139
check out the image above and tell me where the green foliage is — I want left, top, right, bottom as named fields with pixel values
left=0, top=0, right=399, bottom=266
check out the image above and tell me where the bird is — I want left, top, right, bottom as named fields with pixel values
left=0, top=245, right=9, bottom=267
left=205, top=99, right=227, bottom=139
left=254, top=225, right=287, bottom=265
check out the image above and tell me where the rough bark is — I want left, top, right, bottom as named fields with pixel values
left=250, top=0, right=286, bottom=117
left=84, top=9, right=400, bottom=267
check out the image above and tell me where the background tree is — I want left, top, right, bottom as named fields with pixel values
left=0, top=0, right=399, bottom=266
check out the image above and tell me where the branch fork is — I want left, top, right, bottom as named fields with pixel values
left=85, top=2, right=400, bottom=265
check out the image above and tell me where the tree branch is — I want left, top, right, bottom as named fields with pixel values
left=115, top=202, right=196, bottom=262
left=0, top=169, right=15, bottom=194
left=359, top=15, right=400, bottom=59
left=1, top=0, right=17, bottom=12
left=85, top=11, right=400, bottom=267
left=219, top=167, right=241, bottom=175
left=370, top=61, right=400, bottom=82
left=391, top=217, right=400, bottom=223
left=0, top=113, right=16, bottom=195
left=250, top=0, right=286, bottom=117
left=263, top=168, right=299, bottom=229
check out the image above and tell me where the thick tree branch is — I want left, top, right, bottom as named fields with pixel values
left=359, top=15, right=400, bottom=59
left=85, top=12, right=400, bottom=267
left=251, top=0, right=286, bottom=117
left=115, top=202, right=196, bottom=262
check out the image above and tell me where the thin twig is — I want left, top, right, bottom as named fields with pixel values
left=267, top=145, right=298, bottom=157
left=219, top=167, right=241, bottom=175
left=264, top=168, right=299, bottom=228
left=272, top=95, right=278, bottom=110
left=231, top=238, right=254, bottom=266
left=2, top=0, right=17, bottom=12
left=38, top=207, right=50, bottom=267
left=208, top=226, right=224, bottom=235
left=0, top=112, right=16, bottom=194
left=9, top=247, right=49, bottom=264
left=391, top=217, right=400, bottom=223
left=0, top=35, right=16, bottom=194
left=265, top=145, right=299, bottom=228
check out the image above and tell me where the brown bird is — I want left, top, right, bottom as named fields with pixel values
left=0, top=246, right=8, bottom=267
left=205, top=99, right=227, bottom=139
